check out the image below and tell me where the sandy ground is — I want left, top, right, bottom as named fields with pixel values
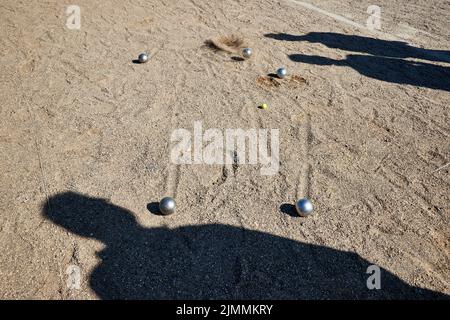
left=0, top=0, right=449, bottom=299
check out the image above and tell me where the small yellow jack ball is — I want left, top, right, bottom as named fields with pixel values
left=260, top=103, right=268, bottom=109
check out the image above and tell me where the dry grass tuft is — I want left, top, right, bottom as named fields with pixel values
left=289, top=75, right=307, bottom=87
left=256, top=75, right=307, bottom=89
left=256, top=75, right=281, bottom=88
left=205, top=35, right=247, bottom=53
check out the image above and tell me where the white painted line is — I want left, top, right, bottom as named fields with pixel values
left=285, top=0, right=449, bottom=44
left=283, top=0, right=450, bottom=66
left=286, top=0, right=368, bottom=30
left=432, top=162, right=450, bottom=173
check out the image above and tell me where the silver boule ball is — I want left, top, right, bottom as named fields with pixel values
left=242, top=48, right=252, bottom=59
left=159, top=197, right=176, bottom=215
left=295, top=198, right=314, bottom=217
left=138, top=53, right=148, bottom=63
left=276, top=67, right=287, bottom=79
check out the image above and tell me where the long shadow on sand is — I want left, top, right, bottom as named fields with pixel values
left=43, top=192, right=449, bottom=299
left=265, top=32, right=450, bottom=92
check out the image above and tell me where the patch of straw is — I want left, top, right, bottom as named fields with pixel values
left=205, top=35, right=247, bottom=54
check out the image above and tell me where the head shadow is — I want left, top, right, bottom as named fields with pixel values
left=42, top=192, right=449, bottom=300
left=43, top=192, right=139, bottom=243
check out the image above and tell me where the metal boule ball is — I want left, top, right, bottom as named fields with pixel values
left=276, top=67, right=287, bottom=79
left=138, top=52, right=149, bottom=63
left=242, top=48, right=252, bottom=59
left=295, top=198, right=314, bottom=217
left=159, top=197, right=176, bottom=215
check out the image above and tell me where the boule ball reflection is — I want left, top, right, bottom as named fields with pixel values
left=242, top=48, right=252, bottom=59
left=295, top=198, right=314, bottom=217
left=276, top=67, right=287, bottom=79
left=138, top=52, right=149, bottom=63
left=159, top=197, right=176, bottom=215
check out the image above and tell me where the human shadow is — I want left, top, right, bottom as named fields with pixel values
left=265, top=32, right=450, bottom=92
left=42, top=192, right=449, bottom=300
left=265, top=32, right=450, bottom=64
left=290, top=54, right=450, bottom=91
